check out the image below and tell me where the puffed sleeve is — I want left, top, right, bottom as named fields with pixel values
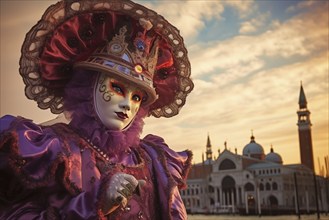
left=0, top=115, right=74, bottom=191
left=0, top=115, right=104, bottom=219
left=141, top=134, right=192, bottom=220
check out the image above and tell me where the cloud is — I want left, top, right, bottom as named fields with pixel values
left=222, top=0, right=257, bottom=18
left=137, top=0, right=225, bottom=39
left=211, top=58, right=265, bottom=87
left=239, top=21, right=257, bottom=34
left=239, top=12, right=270, bottom=34
left=286, top=0, right=323, bottom=13
left=189, top=3, right=328, bottom=80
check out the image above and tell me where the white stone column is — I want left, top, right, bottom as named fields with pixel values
left=245, top=191, right=249, bottom=214
left=223, top=191, right=226, bottom=206
left=219, top=187, right=223, bottom=207
left=257, top=186, right=261, bottom=215
left=231, top=190, right=235, bottom=213
left=241, top=187, right=245, bottom=206
left=214, top=187, right=218, bottom=203
left=236, top=187, right=240, bottom=205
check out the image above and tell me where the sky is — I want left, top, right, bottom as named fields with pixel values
left=0, top=0, right=328, bottom=175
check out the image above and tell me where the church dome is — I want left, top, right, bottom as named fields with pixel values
left=265, top=147, right=283, bottom=164
left=243, top=135, right=265, bottom=160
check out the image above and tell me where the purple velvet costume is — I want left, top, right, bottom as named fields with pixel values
left=0, top=71, right=192, bottom=220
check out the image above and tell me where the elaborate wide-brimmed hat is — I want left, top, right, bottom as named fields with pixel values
left=20, top=0, right=193, bottom=118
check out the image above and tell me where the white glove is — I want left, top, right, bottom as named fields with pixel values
left=102, top=173, right=145, bottom=215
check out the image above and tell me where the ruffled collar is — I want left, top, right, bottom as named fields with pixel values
left=68, top=108, right=147, bottom=158
left=63, top=69, right=149, bottom=162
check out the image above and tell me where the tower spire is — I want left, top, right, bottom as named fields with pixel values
left=297, top=83, right=314, bottom=171
left=207, top=133, right=211, bottom=148
left=206, top=133, right=213, bottom=161
left=299, top=81, right=307, bottom=109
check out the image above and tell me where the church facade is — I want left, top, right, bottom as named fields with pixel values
left=181, top=84, right=329, bottom=215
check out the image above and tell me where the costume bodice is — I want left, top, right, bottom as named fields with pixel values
left=50, top=121, right=161, bottom=219
left=96, top=149, right=160, bottom=220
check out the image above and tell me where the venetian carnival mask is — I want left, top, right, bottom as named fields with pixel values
left=93, top=72, right=144, bottom=131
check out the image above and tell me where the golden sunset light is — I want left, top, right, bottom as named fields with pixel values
left=1, top=0, right=328, bottom=176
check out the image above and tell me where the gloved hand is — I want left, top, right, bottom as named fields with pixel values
left=102, top=172, right=146, bottom=215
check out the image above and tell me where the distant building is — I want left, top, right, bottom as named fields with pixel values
left=297, top=83, right=315, bottom=171
left=181, top=84, right=329, bottom=215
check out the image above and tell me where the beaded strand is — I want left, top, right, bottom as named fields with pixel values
left=84, top=138, right=110, bottom=162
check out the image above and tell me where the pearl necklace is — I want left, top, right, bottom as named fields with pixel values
left=70, top=125, right=112, bottom=162
left=84, top=138, right=110, bottom=162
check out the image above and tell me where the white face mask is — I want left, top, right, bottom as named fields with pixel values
left=93, top=73, right=144, bottom=131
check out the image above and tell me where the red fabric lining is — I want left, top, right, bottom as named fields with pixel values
left=39, top=12, right=178, bottom=111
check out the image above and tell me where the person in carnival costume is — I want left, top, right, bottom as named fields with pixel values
left=0, top=0, right=194, bottom=219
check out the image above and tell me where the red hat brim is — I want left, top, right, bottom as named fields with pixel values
left=20, top=0, right=193, bottom=117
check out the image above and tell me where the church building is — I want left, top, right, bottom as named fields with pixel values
left=181, top=84, right=329, bottom=215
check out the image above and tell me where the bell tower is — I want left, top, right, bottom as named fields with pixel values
left=297, top=83, right=314, bottom=171
left=206, top=133, right=213, bottom=161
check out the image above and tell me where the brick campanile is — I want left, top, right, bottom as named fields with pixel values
left=297, top=83, right=314, bottom=171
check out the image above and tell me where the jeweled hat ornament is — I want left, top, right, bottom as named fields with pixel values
left=20, top=0, right=194, bottom=117
left=75, top=23, right=159, bottom=106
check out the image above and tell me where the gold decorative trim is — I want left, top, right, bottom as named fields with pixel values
left=19, top=0, right=193, bottom=117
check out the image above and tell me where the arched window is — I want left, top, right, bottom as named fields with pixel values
left=219, top=159, right=236, bottom=170
left=266, top=182, right=271, bottom=191
left=244, top=182, right=255, bottom=191
left=222, top=176, right=236, bottom=189
left=259, top=183, right=264, bottom=191
left=272, top=182, right=278, bottom=190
